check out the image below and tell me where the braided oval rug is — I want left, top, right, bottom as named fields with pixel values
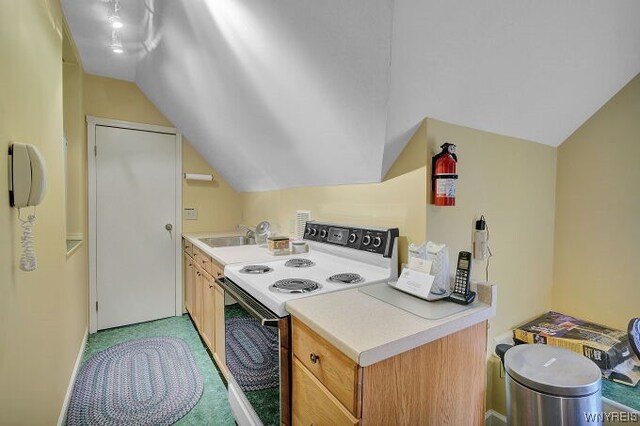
left=66, top=336, right=203, bottom=426
left=225, top=317, right=279, bottom=391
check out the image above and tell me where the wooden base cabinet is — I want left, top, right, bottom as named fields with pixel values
left=183, top=238, right=228, bottom=378
left=292, top=317, right=487, bottom=426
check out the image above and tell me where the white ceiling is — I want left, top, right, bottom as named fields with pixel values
left=62, top=0, right=640, bottom=191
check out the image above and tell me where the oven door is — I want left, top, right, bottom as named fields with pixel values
left=215, top=277, right=290, bottom=426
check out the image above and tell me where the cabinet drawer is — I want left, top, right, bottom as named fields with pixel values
left=199, top=252, right=212, bottom=273
left=207, top=257, right=224, bottom=280
left=292, top=317, right=360, bottom=417
left=183, top=239, right=193, bottom=257
left=192, top=245, right=202, bottom=263
left=192, top=246, right=211, bottom=271
left=293, top=357, right=359, bottom=426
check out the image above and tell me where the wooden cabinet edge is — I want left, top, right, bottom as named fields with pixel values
left=213, top=353, right=229, bottom=380
left=359, top=321, right=487, bottom=426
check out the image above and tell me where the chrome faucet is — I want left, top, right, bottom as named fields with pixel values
left=237, top=224, right=256, bottom=239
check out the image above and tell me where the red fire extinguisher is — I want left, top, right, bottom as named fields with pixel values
left=432, top=143, right=458, bottom=206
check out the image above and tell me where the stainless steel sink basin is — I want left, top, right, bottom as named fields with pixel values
left=199, top=236, right=256, bottom=248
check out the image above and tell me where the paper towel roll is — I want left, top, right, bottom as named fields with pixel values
left=184, top=173, right=213, bottom=181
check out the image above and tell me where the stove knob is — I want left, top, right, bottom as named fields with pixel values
left=362, top=235, right=372, bottom=246
left=319, top=229, right=327, bottom=238
left=310, top=228, right=317, bottom=236
left=348, top=233, right=357, bottom=244
left=373, top=236, right=382, bottom=248
left=305, top=227, right=311, bottom=235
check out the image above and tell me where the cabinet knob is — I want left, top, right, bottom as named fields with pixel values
left=309, top=353, right=320, bottom=364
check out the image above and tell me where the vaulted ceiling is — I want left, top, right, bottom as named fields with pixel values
left=62, top=0, right=640, bottom=191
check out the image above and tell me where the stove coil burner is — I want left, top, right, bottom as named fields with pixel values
left=327, top=273, right=364, bottom=284
left=239, top=265, right=274, bottom=274
left=284, top=258, right=315, bottom=268
left=270, top=278, right=320, bottom=294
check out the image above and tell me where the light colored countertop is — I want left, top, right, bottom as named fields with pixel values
left=183, top=232, right=289, bottom=265
left=184, top=231, right=496, bottom=367
left=286, top=283, right=497, bottom=366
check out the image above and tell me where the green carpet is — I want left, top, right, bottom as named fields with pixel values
left=602, top=378, right=640, bottom=412
left=80, top=315, right=235, bottom=426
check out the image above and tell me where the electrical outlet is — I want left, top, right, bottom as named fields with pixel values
left=184, top=208, right=198, bottom=220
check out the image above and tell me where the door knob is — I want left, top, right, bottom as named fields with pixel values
left=165, top=223, right=173, bottom=231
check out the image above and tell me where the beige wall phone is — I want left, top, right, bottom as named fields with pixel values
left=8, top=142, right=48, bottom=271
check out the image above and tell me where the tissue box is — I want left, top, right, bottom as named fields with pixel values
left=267, top=236, right=290, bottom=255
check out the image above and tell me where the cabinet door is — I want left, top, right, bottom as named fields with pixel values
left=193, top=264, right=204, bottom=330
left=202, top=274, right=215, bottom=352
left=184, top=252, right=194, bottom=314
left=292, top=357, right=359, bottom=426
left=213, top=281, right=227, bottom=376
left=292, top=317, right=360, bottom=416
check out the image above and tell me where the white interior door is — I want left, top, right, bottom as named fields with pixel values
left=96, top=125, right=177, bottom=330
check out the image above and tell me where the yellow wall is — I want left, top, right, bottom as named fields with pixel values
left=182, top=142, right=244, bottom=233
left=241, top=122, right=428, bottom=264
left=553, top=73, right=640, bottom=330
left=84, top=74, right=172, bottom=126
left=0, top=1, right=88, bottom=423
left=83, top=74, right=243, bottom=233
left=425, top=118, right=557, bottom=341
left=423, top=118, right=557, bottom=413
left=63, top=53, right=84, bottom=237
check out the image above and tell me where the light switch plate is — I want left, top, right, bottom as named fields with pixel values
left=184, top=208, right=198, bottom=220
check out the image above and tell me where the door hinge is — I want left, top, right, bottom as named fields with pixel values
left=94, top=145, right=97, bottom=156
left=96, top=301, right=98, bottom=311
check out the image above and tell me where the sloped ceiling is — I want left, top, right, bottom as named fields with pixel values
left=62, top=0, right=640, bottom=191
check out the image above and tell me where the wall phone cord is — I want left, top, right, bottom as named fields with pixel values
left=482, top=215, right=493, bottom=282
left=19, top=209, right=37, bottom=272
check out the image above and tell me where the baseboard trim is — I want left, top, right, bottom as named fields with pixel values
left=485, top=409, right=507, bottom=426
left=57, top=327, right=88, bottom=426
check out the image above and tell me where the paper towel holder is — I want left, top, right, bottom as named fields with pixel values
left=184, top=173, right=213, bottom=182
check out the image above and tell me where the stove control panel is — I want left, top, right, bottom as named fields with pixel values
left=304, top=222, right=399, bottom=258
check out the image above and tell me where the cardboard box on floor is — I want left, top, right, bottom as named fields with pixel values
left=514, top=311, right=640, bottom=387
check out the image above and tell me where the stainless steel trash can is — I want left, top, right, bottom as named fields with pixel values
left=504, top=344, right=602, bottom=426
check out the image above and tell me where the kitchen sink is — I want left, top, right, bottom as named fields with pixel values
left=199, top=236, right=256, bottom=248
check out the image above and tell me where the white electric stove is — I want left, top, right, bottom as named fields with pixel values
left=225, top=246, right=396, bottom=316
left=218, top=221, right=399, bottom=426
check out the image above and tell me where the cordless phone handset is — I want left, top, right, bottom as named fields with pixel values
left=449, top=251, right=476, bottom=305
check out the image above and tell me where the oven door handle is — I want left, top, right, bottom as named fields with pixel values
left=215, top=277, right=283, bottom=328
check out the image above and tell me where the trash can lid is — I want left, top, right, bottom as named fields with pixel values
left=505, top=344, right=601, bottom=397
